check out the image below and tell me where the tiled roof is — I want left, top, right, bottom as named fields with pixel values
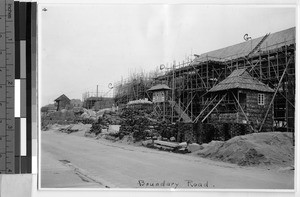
left=148, top=84, right=171, bottom=91
left=192, top=27, right=295, bottom=64
left=208, top=68, right=274, bottom=93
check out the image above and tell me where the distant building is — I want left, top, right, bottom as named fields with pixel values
left=83, top=97, right=114, bottom=110
left=54, top=94, right=71, bottom=111
left=70, top=99, right=82, bottom=108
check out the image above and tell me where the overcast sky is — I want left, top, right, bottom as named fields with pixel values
left=39, top=4, right=295, bottom=106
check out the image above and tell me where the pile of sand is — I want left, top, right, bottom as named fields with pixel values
left=196, top=132, right=294, bottom=167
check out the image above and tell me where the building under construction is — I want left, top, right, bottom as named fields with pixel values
left=114, top=27, right=295, bottom=133
left=82, top=90, right=114, bottom=110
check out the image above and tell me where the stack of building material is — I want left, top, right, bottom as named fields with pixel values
left=153, top=140, right=179, bottom=151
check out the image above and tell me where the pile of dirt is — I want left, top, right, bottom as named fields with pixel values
left=196, top=132, right=294, bottom=167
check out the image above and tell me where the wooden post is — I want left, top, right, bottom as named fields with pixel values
left=206, top=55, right=209, bottom=89
left=230, top=57, right=232, bottom=75
left=163, top=91, right=166, bottom=121
left=179, top=94, right=195, bottom=121
left=285, top=39, right=289, bottom=132
left=267, top=42, right=270, bottom=78
left=237, top=91, right=239, bottom=123
left=201, top=64, right=203, bottom=88
left=190, top=69, right=193, bottom=120
left=96, top=85, right=99, bottom=97
left=276, top=51, right=279, bottom=80
left=172, top=61, right=175, bottom=123
left=259, top=54, right=262, bottom=80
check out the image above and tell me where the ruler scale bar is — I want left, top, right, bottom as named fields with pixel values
left=0, top=0, right=6, bottom=171
left=3, top=0, right=15, bottom=174
left=0, top=0, right=36, bottom=174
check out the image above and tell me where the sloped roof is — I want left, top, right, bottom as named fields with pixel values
left=208, top=68, right=274, bottom=93
left=192, top=27, right=295, bottom=64
left=54, top=94, right=70, bottom=102
left=148, top=84, right=171, bottom=91
left=259, top=27, right=295, bottom=52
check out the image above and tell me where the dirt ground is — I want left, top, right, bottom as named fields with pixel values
left=41, top=125, right=294, bottom=189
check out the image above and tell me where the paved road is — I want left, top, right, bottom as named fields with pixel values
left=41, top=130, right=294, bottom=189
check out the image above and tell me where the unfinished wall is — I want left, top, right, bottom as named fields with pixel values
left=245, top=91, right=273, bottom=132
left=195, top=122, right=251, bottom=144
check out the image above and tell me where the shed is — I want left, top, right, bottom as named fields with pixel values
left=147, top=84, right=171, bottom=103
left=54, top=94, right=71, bottom=111
left=203, top=68, right=274, bottom=132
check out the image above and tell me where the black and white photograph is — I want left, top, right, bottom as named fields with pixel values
left=39, top=3, right=296, bottom=190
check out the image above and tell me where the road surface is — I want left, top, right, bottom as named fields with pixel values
left=41, top=129, right=294, bottom=189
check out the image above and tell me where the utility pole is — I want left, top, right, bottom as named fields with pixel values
left=172, top=61, right=175, bottom=123
left=96, top=85, right=99, bottom=97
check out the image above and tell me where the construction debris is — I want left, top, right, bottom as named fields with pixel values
left=89, top=110, right=123, bottom=135
left=58, top=123, right=92, bottom=134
